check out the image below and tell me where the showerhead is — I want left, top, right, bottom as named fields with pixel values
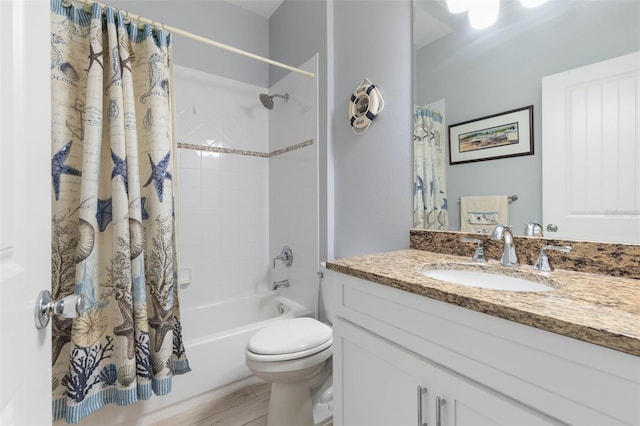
left=259, top=92, right=289, bottom=110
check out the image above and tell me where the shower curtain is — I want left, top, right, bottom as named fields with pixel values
left=413, top=105, right=449, bottom=230
left=51, top=1, right=189, bottom=422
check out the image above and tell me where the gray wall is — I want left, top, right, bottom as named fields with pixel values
left=108, top=1, right=269, bottom=87
left=332, top=0, right=413, bottom=258
left=415, top=0, right=640, bottom=233
left=270, top=0, right=413, bottom=259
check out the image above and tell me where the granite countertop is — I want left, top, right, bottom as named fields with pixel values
left=326, top=249, right=640, bottom=357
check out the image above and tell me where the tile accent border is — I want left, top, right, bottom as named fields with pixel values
left=177, top=139, right=314, bottom=158
left=410, top=229, right=640, bottom=279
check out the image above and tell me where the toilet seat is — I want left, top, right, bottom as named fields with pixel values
left=247, top=317, right=332, bottom=362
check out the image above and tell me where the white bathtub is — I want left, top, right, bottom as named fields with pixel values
left=74, top=293, right=312, bottom=426
left=180, top=293, right=313, bottom=396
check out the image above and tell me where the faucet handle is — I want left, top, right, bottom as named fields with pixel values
left=524, top=221, right=544, bottom=237
left=460, top=237, right=487, bottom=263
left=272, top=246, right=293, bottom=269
left=533, top=245, right=572, bottom=272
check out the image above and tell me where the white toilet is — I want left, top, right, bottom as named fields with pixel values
left=245, top=265, right=337, bottom=426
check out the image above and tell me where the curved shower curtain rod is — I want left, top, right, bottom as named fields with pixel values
left=72, top=0, right=316, bottom=79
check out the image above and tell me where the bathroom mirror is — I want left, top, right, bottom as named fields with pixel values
left=413, top=0, right=640, bottom=242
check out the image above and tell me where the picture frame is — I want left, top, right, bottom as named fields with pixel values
left=448, top=105, right=533, bottom=165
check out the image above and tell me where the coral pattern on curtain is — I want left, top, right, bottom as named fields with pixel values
left=50, top=1, right=189, bottom=422
left=413, top=105, right=449, bottom=230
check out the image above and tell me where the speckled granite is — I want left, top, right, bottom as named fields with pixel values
left=410, top=229, right=640, bottom=279
left=326, top=249, right=640, bottom=356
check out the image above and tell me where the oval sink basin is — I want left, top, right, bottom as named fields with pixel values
left=421, top=269, right=555, bottom=292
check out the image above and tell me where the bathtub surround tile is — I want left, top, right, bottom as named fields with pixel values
left=180, top=142, right=270, bottom=158
left=180, top=168, right=202, bottom=190
left=201, top=188, right=220, bottom=209
left=410, top=229, right=640, bottom=279
left=179, top=207, right=203, bottom=248
left=177, top=138, right=314, bottom=159
left=174, top=65, right=268, bottom=152
left=201, top=169, right=221, bottom=190
left=180, top=189, right=202, bottom=209
left=175, top=56, right=319, bottom=338
left=179, top=148, right=202, bottom=169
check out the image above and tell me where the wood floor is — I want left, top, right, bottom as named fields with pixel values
left=152, top=382, right=271, bottom=426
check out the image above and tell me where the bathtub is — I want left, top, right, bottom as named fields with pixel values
left=179, top=293, right=313, bottom=397
left=76, top=293, right=312, bottom=426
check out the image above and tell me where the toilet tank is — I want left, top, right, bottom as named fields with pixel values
left=319, top=262, right=339, bottom=324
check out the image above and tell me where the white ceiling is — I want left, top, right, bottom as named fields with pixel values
left=225, top=0, right=285, bottom=18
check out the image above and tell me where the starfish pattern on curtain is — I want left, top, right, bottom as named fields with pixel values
left=50, top=1, right=190, bottom=422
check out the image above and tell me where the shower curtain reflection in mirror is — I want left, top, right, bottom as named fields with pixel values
left=413, top=102, right=449, bottom=230
left=50, top=1, right=190, bottom=422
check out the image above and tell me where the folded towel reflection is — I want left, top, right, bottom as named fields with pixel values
left=460, top=195, right=509, bottom=234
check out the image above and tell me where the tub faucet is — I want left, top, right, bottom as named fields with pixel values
left=272, top=246, right=293, bottom=269
left=491, top=224, right=519, bottom=267
left=272, top=279, right=290, bottom=290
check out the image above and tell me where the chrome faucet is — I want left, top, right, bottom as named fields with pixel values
left=524, top=221, right=544, bottom=237
left=491, top=224, right=519, bottom=267
left=534, top=245, right=572, bottom=272
left=460, top=237, right=487, bottom=263
left=272, top=279, right=290, bottom=290
left=272, top=246, right=293, bottom=269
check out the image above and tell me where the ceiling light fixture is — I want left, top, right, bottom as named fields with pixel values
left=446, top=0, right=470, bottom=14
left=450, top=0, right=549, bottom=30
left=520, top=0, right=549, bottom=8
left=468, top=0, right=500, bottom=30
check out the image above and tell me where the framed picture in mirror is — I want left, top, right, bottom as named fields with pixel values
left=448, top=105, right=533, bottom=165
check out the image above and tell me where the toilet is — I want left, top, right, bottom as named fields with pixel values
left=245, top=264, right=337, bottom=426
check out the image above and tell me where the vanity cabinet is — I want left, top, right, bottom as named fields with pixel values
left=338, top=318, right=555, bottom=426
left=329, top=271, right=640, bottom=426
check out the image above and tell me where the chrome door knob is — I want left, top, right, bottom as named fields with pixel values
left=546, top=224, right=558, bottom=232
left=35, top=290, right=84, bottom=329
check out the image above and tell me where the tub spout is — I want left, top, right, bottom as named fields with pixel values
left=273, top=279, right=290, bottom=290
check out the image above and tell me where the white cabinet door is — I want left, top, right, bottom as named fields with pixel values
left=335, top=319, right=558, bottom=426
left=336, top=319, right=434, bottom=426
left=542, top=51, right=640, bottom=244
left=435, top=368, right=558, bottom=426
left=0, top=1, right=51, bottom=424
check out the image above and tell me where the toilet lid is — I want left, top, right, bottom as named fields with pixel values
left=248, top=317, right=332, bottom=355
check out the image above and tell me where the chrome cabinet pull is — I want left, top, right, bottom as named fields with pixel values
left=417, top=385, right=428, bottom=426
left=436, top=396, right=446, bottom=426
left=546, top=223, right=558, bottom=232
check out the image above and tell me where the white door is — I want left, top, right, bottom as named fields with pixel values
left=0, top=0, right=51, bottom=424
left=542, top=52, right=640, bottom=244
